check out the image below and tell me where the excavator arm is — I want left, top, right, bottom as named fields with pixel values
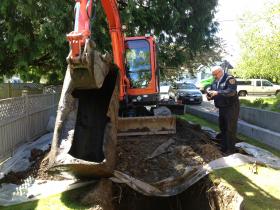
left=67, top=0, right=127, bottom=99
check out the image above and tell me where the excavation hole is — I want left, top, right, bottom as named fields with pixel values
left=112, top=176, right=226, bottom=210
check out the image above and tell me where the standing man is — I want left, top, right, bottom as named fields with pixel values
left=206, top=66, right=240, bottom=154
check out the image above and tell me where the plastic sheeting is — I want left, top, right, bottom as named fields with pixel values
left=1, top=127, right=280, bottom=205
left=0, top=133, right=52, bottom=180
left=236, top=142, right=280, bottom=169
left=201, top=126, right=217, bottom=140
left=0, top=132, right=96, bottom=206
left=112, top=153, right=259, bottom=197
left=0, top=177, right=95, bottom=206
left=112, top=142, right=280, bottom=197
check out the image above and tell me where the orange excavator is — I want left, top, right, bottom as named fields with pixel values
left=48, top=0, right=175, bottom=177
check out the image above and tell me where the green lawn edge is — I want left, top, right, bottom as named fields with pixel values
left=0, top=185, right=92, bottom=210
left=209, top=165, right=280, bottom=210
left=239, top=96, right=280, bottom=113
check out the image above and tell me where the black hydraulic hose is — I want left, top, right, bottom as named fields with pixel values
left=87, top=0, right=97, bottom=36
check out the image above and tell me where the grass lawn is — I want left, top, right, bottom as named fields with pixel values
left=210, top=165, right=280, bottom=210
left=239, top=96, right=280, bottom=113
left=0, top=185, right=92, bottom=210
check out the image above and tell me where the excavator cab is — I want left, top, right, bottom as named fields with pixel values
left=125, top=36, right=159, bottom=106
left=118, top=36, right=160, bottom=117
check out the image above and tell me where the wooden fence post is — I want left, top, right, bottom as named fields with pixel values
left=8, top=82, right=11, bottom=98
left=22, top=90, right=30, bottom=141
left=52, top=93, right=55, bottom=115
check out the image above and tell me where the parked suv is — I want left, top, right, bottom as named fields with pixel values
left=237, top=79, right=280, bottom=96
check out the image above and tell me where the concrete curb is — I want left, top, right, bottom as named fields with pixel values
left=239, top=106, right=280, bottom=133
left=185, top=105, right=280, bottom=150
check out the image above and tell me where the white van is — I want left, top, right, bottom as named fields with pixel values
left=236, top=79, right=280, bottom=96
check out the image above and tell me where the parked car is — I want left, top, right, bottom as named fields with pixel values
left=237, top=79, right=280, bottom=96
left=175, top=82, right=203, bottom=104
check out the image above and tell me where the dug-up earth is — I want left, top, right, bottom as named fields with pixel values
left=83, top=119, right=241, bottom=210
left=0, top=118, right=222, bottom=186
left=1, top=118, right=241, bottom=210
left=83, top=119, right=238, bottom=210
left=116, top=118, right=223, bottom=183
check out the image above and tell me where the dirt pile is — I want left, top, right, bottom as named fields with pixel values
left=0, top=118, right=241, bottom=209
left=208, top=182, right=244, bottom=210
left=1, top=118, right=221, bottom=186
left=81, top=179, right=114, bottom=210
left=0, top=147, right=66, bottom=185
left=116, top=119, right=222, bottom=183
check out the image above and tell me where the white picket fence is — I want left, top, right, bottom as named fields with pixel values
left=0, top=93, right=60, bottom=161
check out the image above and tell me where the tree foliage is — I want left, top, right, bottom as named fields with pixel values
left=235, top=3, right=280, bottom=83
left=0, top=0, right=73, bottom=83
left=118, top=0, right=222, bottom=78
left=0, top=0, right=221, bottom=84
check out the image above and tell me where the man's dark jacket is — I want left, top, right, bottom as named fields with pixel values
left=210, top=73, right=239, bottom=108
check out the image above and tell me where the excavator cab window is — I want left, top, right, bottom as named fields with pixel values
left=125, top=39, right=151, bottom=88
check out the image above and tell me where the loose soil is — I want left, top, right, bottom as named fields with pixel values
left=1, top=118, right=222, bottom=185
left=0, top=148, right=48, bottom=185
left=1, top=118, right=239, bottom=210
left=116, top=118, right=222, bottom=183
left=0, top=147, right=65, bottom=185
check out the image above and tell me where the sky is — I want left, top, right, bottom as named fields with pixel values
left=215, top=0, right=279, bottom=66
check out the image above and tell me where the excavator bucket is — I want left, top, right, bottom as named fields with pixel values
left=118, top=116, right=176, bottom=136
left=47, top=40, right=120, bottom=178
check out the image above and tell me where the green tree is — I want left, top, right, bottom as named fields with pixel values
left=119, top=0, right=222, bottom=76
left=235, top=3, right=280, bottom=83
left=0, top=0, right=221, bottom=84
left=0, top=0, right=73, bottom=84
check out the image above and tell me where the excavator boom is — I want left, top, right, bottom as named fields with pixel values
left=67, top=0, right=126, bottom=98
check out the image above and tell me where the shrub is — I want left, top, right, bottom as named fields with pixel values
left=253, top=98, right=264, bottom=106
left=271, top=95, right=280, bottom=111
